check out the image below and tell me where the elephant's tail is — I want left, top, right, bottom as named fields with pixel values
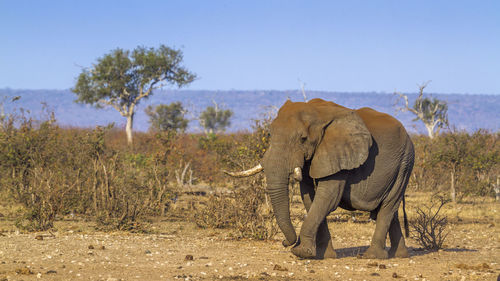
left=403, top=196, right=409, bottom=237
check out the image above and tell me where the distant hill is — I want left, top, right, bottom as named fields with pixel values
left=1, top=88, right=499, bottom=134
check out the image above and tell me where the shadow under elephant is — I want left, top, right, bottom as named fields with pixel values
left=333, top=245, right=477, bottom=259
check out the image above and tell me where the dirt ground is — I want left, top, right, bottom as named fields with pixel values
left=1, top=193, right=499, bottom=281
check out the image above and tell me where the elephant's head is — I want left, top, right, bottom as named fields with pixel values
left=260, top=99, right=373, bottom=246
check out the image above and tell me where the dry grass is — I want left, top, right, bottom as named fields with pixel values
left=405, top=192, right=499, bottom=225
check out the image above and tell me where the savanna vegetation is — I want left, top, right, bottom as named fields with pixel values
left=0, top=106, right=498, bottom=238
left=1, top=97, right=499, bottom=280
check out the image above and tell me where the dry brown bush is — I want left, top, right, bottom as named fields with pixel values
left=410, top=195, right=450, bottom=250
left=0, top=118, right=176, bottom=231
left=191, top=117, right=278, bottom=240
left=193, top=186, right=278, bottom=240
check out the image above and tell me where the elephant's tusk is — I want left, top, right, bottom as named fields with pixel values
left=293, top=167, right=302, bottom=182
left=223, top=164, right=263, bottom=177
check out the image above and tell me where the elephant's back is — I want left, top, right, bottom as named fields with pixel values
left=355, top=107, right=408, bottom=145
left=355, top=108, right=403, bottom=132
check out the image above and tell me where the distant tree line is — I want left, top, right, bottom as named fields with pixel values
left=145, top=100, right=233, bottom=135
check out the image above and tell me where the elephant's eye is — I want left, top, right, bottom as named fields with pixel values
left=300, top=136, right=307, bottom=143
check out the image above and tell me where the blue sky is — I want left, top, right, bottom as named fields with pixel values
left=1, top=0, right=499, bottom=94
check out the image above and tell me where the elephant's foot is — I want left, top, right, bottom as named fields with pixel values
left=389, top=246, right=409, bottom=258
left=322, top=243, right=337, bottom=259
left=363, top=246, right=389, bottom=259
left=316, top=240, right=336, bottom=259
left=291, top=239, right=316, bottom=259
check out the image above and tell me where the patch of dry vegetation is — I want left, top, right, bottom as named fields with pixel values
left=410, top=195, right=450, bottom=250
left=411, top=131, right=499, bottom=200
left=193, top=187, right=279, bottom=240
left=0, top=109, right=498, bottom=245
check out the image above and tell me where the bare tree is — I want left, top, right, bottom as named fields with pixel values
left=298, top=79, right=308, bottom=102
left=175, top=160, right=195, bottom=187
left=395, top=82, right=448, bottom=139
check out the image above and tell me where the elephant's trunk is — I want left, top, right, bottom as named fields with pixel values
left=264, top=162, right=297, bottom=246
left=261, top=140, right=305, bottom=247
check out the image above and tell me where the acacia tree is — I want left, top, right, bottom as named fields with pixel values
left=199, top=101, right=233, bottom=135
left=396, top=82, right=448, bottom=139
left=145, top=102, right=188, bottom=133
left=72, top=45, right=196, bottom=144
left=432, top=132, right=469, bottom=202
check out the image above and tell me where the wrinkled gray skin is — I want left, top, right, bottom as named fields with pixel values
left=261, top=99, right=414, bottom=259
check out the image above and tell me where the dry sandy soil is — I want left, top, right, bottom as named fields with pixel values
left=0, top=193, right=499, bottom=281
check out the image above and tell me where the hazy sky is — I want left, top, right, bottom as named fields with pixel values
left=1, top=0, right=499, bottom=94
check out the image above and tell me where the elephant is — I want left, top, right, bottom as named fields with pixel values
left=227, top=98, right=414, bottom=259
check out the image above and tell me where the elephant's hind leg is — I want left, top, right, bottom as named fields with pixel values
left=364, top=191, right=409, bottom=259
left=364, top=144, right=413, bottom=259
left=389, top=145, right=413, bottom=258
left=388, top=212, right=409, bottom=258
left=299, top=177, right=336, bottom=259
left=363, top=206, right=392, bottom=259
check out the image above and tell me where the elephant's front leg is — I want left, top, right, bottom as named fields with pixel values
left=299, top=177, right=336, bottom=259
left=292, top=173, right=346, bottom=259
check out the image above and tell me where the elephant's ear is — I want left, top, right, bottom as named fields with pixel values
left=309, top=110, right=372, bottom=179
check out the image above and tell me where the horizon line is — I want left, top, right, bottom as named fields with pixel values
left=1, top=87, right=498, bottom=96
